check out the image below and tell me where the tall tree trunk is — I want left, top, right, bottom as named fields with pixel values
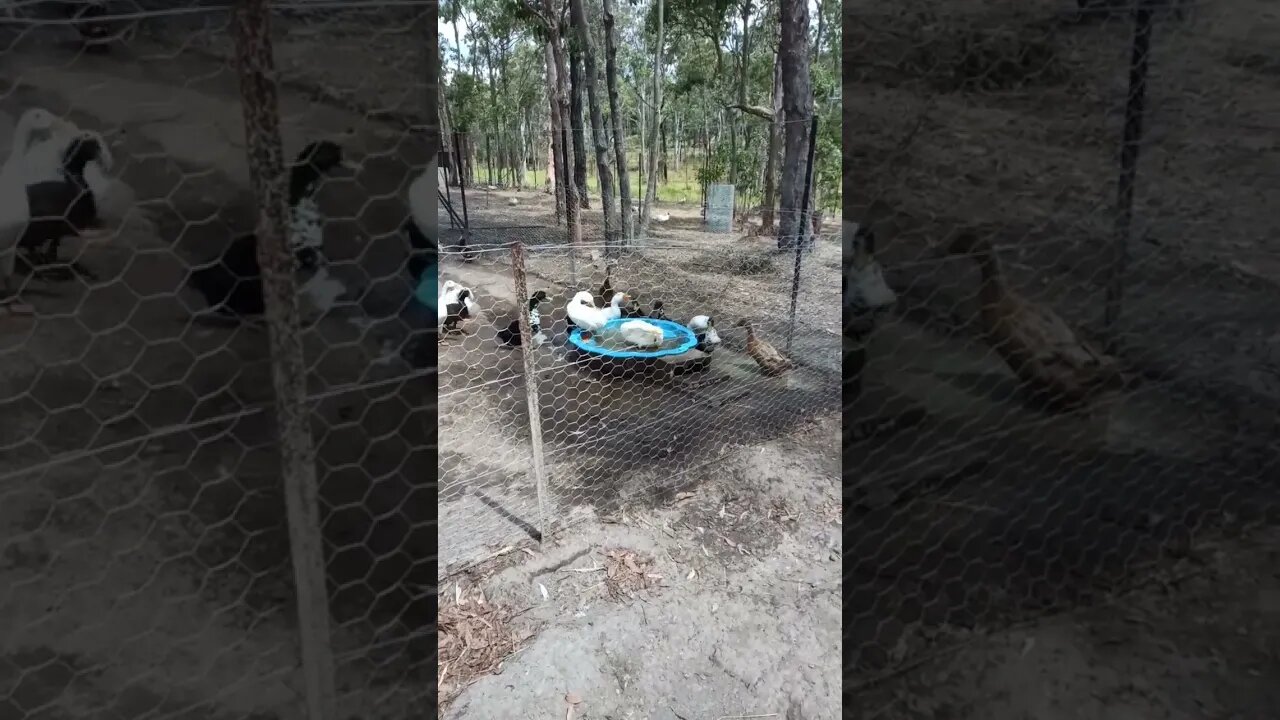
left=545, top=43, right=566, bottom=222
left=570, top=0, right=619, bottom=252
left=660, top=119, right=668, bottom=182
left=545, top=111, right=555, bottom=193
left=760, top=41, right=783, bottom=234
left=738, top=0, right=752, bottom=106
left=568, top=46, right=590, bottom=209
left=777, top=0, right=812, bottom=250
left=515, top=112, right=527, bottom=189
left=812, top=0, right=825, bottom=65
left=439, top=72, right=457, bottom=184
left=544, top=0, right=582, bottom=252
left=640, top=0, right=664, bottom=237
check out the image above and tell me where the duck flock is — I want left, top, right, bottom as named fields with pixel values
left=1, top=104, right=813, bottom=380
left=436, top=266, right=807, bottom=377
left=0, top=105, right=388, bottom=325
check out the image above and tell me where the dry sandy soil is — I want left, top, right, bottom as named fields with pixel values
left=847, top=527, right=1280, bottom=719
left=439, top=413, right=843, bottom=719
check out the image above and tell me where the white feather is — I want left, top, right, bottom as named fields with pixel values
left=289, top=196, right=325, bottom=253
left=567, top=290, right=609, bottom=332
left=602, top=291, right=627, bottom=322
left=619, top=319, right=665, bottom=348
left=689, top=315, right=721, bottom=346
left=439, top=280, right=462, bottom=306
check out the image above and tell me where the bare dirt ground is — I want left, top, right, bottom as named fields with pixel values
left=847, top=528, right=1280, bottom=719
left=440, top=413, right=842, bottom=719
left=1, top=16, right=432, bottom=719
left=840, top=0, right=1280, bottom=716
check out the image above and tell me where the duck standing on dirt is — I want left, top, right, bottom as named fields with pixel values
left=735, top=319, right=795, bottom=375
left=1, top=108, right=78, bottom=307
left=187, top=140, right=350, bottom=322
left=497, top=290, right=547, bottom=347
left=647, top=300, right=669, bottom=321
left=20, top=133, right=113, bottom=282
left=595, top=267, right=613, bottom=308
left=947, top=231, right=1124, bottom=409
left=439, top=288, right=474, bottom=334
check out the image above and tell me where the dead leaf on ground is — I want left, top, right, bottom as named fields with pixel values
left=437, top=587, right=526, bottom=716
left=602, top=547, right=659, bottom=600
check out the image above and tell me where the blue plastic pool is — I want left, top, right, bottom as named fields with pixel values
left=413, top=269, right=436, bottom=310
left=568, top=318, right=698, bottom=359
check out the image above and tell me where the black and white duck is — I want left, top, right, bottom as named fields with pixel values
left=187, top=140, right=349, bottom=321
left=19, top=133, right=113, bottom=282
left=497, top=290, right=548, bottom=347
left=688, top=315, right=721, bottom=353
left=1, top=108, right=78, bottom=304
left=439, top=288, right=474, bottom=334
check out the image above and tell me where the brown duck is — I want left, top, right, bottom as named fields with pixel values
left=736, top=319, right=795, bottom=376
left=948, top=232, right=1123, bottom=408
left=596, top=267, right=613, bottom=308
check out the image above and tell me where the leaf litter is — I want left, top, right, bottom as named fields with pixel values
left=602, top=547, right=661, bottom=600
left=437, top=583, right=530, bottom=716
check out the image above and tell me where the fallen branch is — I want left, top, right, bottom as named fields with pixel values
left=728, top=103, right=775, bottom=121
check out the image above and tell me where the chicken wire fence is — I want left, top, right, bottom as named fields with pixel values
left=842, top=0, right=1280, bottom=693
left=437, top=227, right=841, bottom=573
left=0, top=3, right=433, bottom=720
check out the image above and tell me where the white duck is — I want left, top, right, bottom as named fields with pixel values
left=1, top=108, right=77, bottom=301
left=566, top=290, right=610, bottom=336
left=688, top=315, right=722, bottom=353
left=653, top=211, right=671, bottom=223
left=619, top=318, right=665, bottom=348
left=459, top=286, right=479, bottom=317
left=439, top=279, right=462, bottom=306
left=602, top=291, right=629, bottom=322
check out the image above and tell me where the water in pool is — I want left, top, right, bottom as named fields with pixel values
left=582, top=325, right=688, bottom=353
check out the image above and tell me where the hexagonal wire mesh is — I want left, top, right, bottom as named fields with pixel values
left=437, top=125, right=841, bottom=574
left=0, top=2, right=433, bottom=719
left=843, top=0, right=1280, bottom=704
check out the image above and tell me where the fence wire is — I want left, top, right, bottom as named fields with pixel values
left=437, top=223, right=840, bottom=572
left=842, top=0, right=1280, bottom=706
left=0, top=3, right=433, bottom=719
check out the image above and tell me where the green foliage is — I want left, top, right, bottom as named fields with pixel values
left=441, top=0, right=841, bottom=209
